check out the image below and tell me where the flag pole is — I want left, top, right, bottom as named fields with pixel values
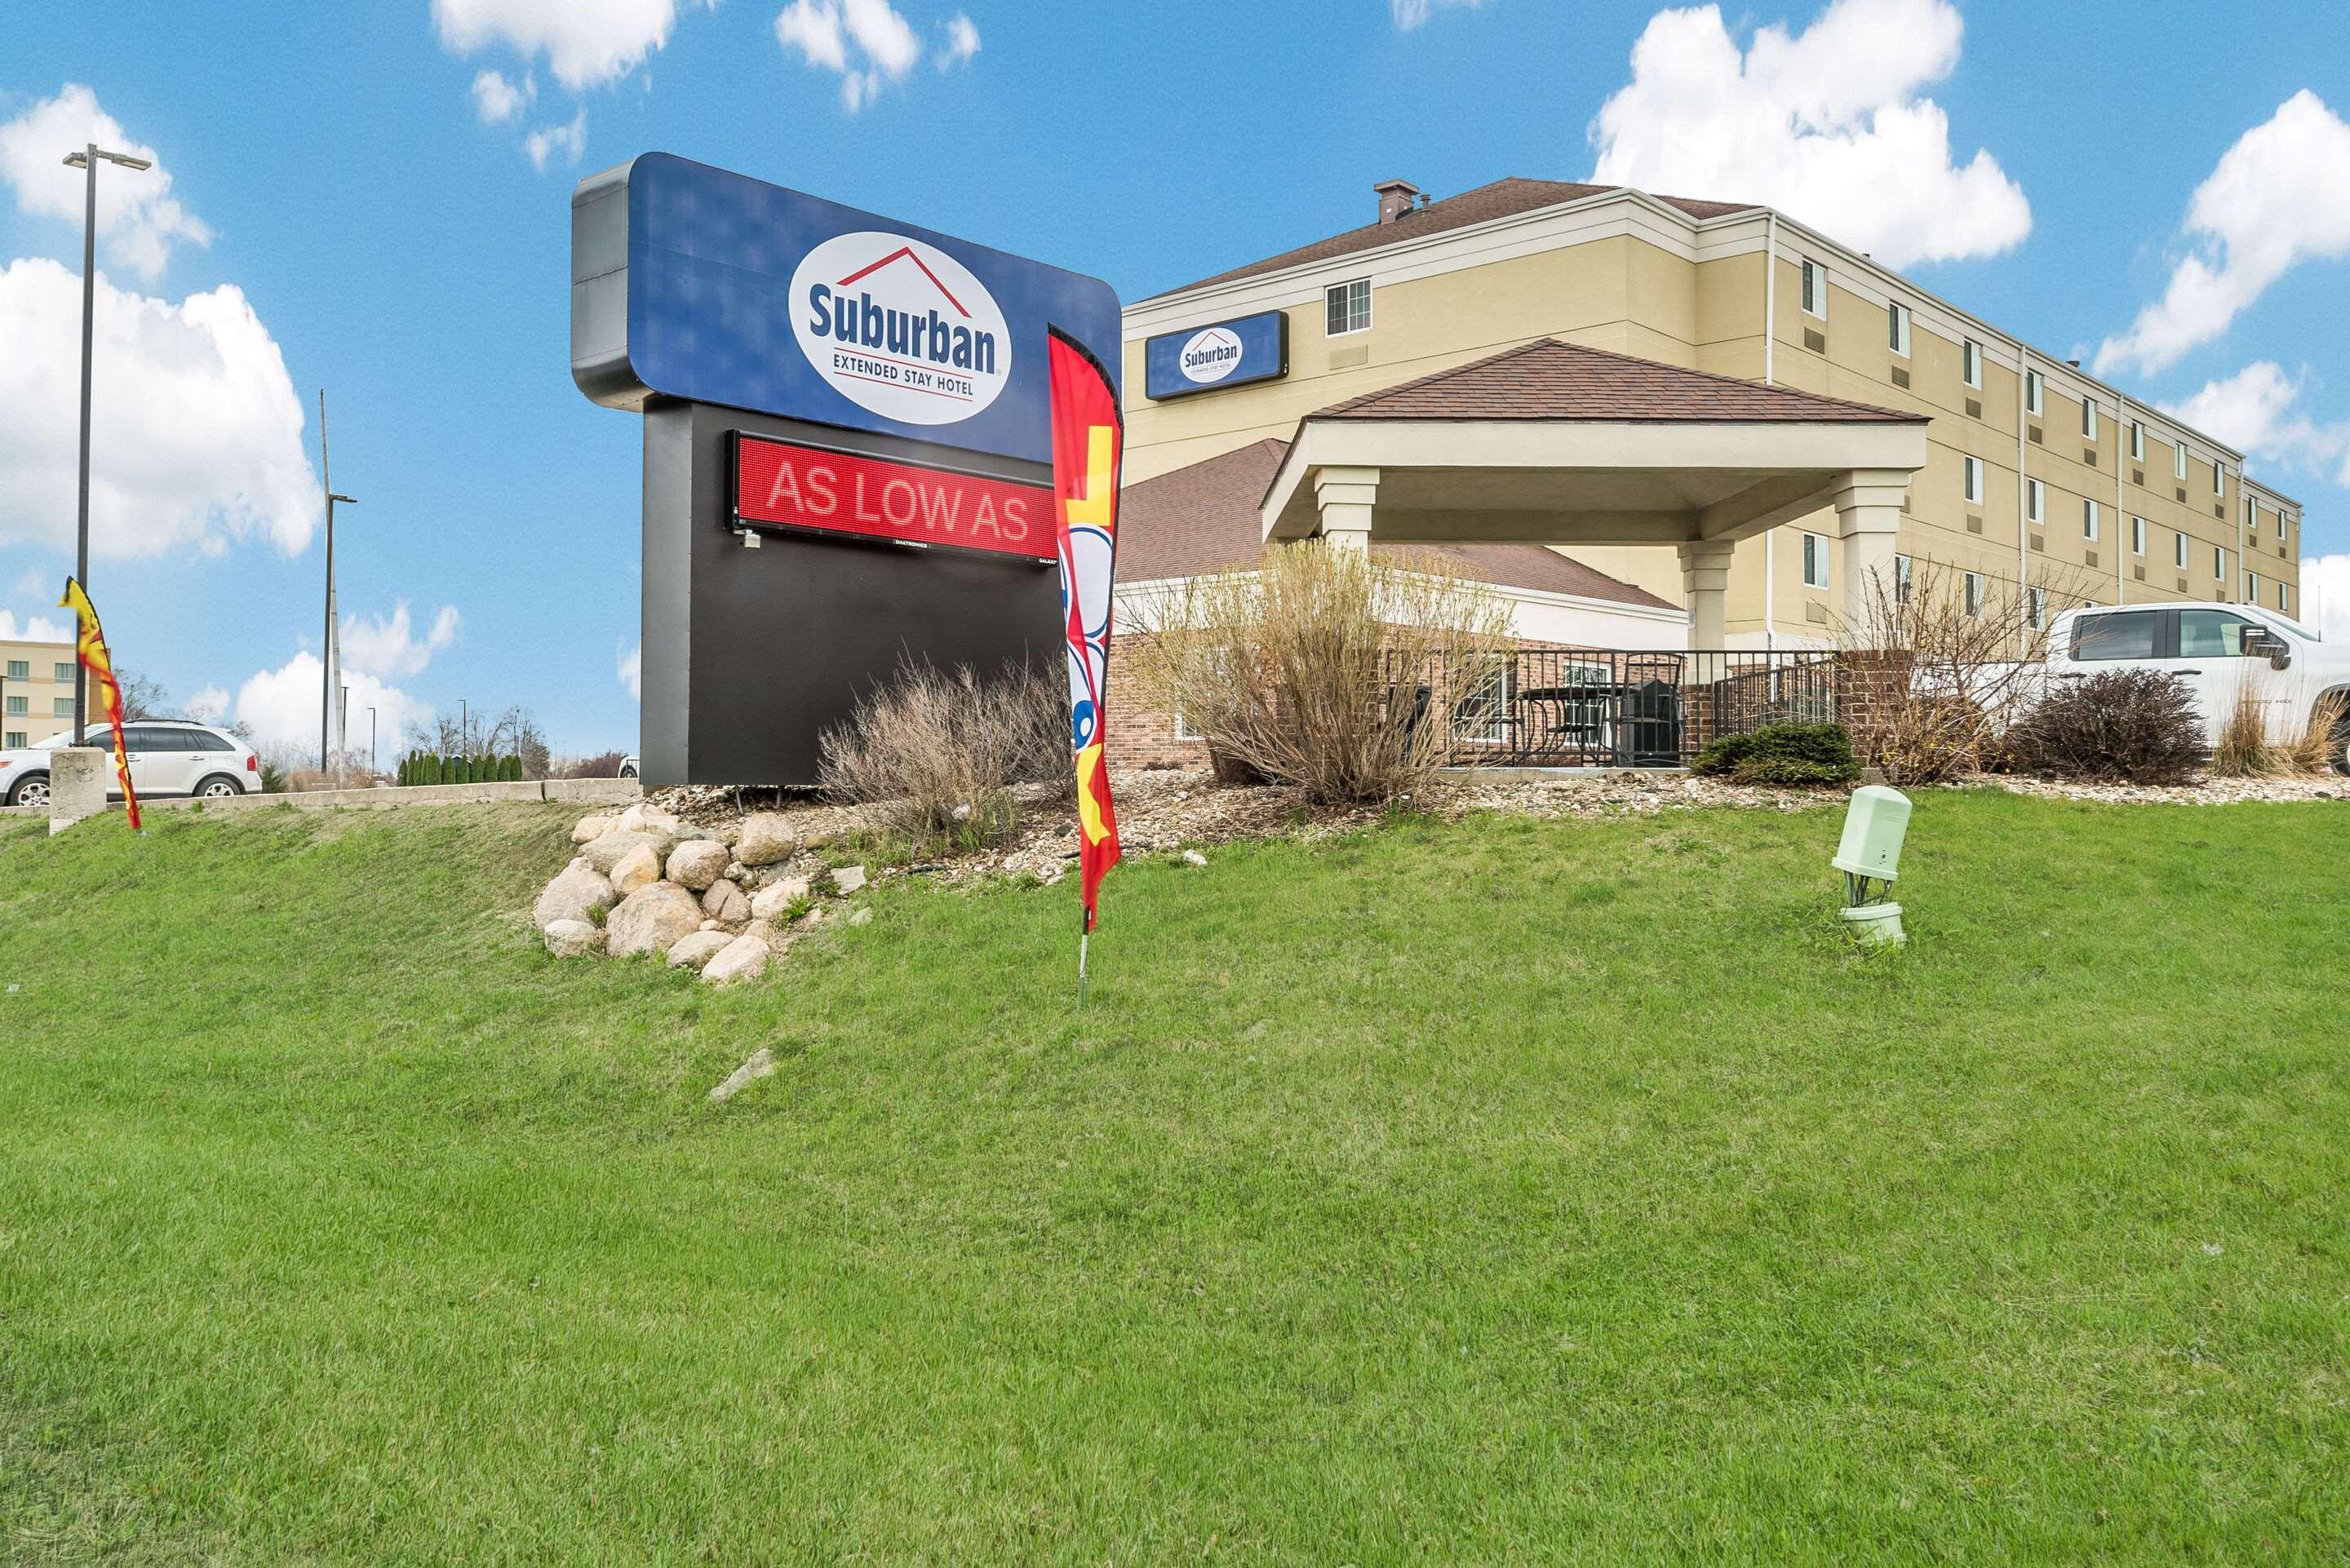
left=1077, top=925, right=1090, bottom=1010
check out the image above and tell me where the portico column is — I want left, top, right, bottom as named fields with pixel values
left=1314, top=466, right=1378, bottom=550
left=1833, top=469, right=1910, bottom=634
left=1677, top=539, right=1736, bottom=648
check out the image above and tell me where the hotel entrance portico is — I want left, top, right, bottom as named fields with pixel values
left=1259, top=340, right=1930, bottom=644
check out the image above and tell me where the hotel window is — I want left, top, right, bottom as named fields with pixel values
left=2028, top=586, right=2048, bottom=631
left=2246, top=571, right=2259, bottom=603
left=1802, top=530, right=1830, bottom=589
left=1962, top=339, right=1982, bottom=388
left=1451, top=663, right=1512, bottom=746
left=2082, top=498, right=2099, bottom=540
left=51, top=698, right=71, bottom=718
left=1895, top=553, right=1914, bottom=605
left=1962, top=454, right=1983, bottom=504
left=1324, top=278, right=1371, bottom=336
left=1963, top=571, right=1986, bottom=618
left=2131, top=421, right=2145, bottom=461
left=2175, top=442, right=2188, bottom=481
left=2131, top=516, right=2147, bottom=556
left=4, top=694, right=24, bottom=716
left=2213, top=461, right=2225, bottom=498
left=1800, top=258, right=1825, bottom=317
left=2281, top=582, right=2294, bottom=613
left=2082, top=397, right=2098, bottom=441
left=2245, top=498, right=2258, bottom=534
left=2025, top=370, right=2044, bottom=415
left=2026, top=477, right=2044, bottom=523
left=2174, top=530, right=2188, bottom=569
left=2214, top=544, right=2228, bottom=581
left=4, top=659, right=24, bottom=680
left=3, top=731, right=23, bottom=750
left=1887, top=302, right=1912, bottom=357
left=53, top=662, right=72, bottom=682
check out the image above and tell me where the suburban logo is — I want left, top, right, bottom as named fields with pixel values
left=1177, top=326, right=1244, bottom=385
left=792, top=231, right=1010, bottom=427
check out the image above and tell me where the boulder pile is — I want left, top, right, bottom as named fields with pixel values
left=530, top=801, right=870, bottom=984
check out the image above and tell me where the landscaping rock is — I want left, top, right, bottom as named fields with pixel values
left=571, top=813, right=617, bottom=844
left=618, top=802, right=681, bottom=836
left=745, top=918, right=787, bottom=951
left=1182, top=850, right=1208, bottom=867
left=610, top=842, right=663, bottom=896
left=735, top=812, right=799, bottom=866
left=534, top=858, right=618, bottom=930
left=831, top=864, right=867, bottom=894
left=666, top=929, right=734, bottom=971
left=542, top=919, right=605, bottom=959
left=707, top=1046, right=774, bottom=1103
left=749, top=876, right=811, bottom=922
left=667, top=839, right=729, bottom=892
left=701, top=879, right=750, bottom=924
left=582, top=828, right=674, bottom=876
left=701, top=933, right=770, bottom=985
left=605, top=883, right=705, bottom=959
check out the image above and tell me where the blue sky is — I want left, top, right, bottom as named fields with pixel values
left=3, top=0, right=2347, bottom=758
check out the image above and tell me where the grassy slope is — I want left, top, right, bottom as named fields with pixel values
left=0, top=793, right=2345, bottom=1566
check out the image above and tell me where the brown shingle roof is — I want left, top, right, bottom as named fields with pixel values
left=1119, top=439, right=1674, bottom=610
left=1142, top=177, right=1754, bottom=300
left=1312, top=339, right=1926, bottom=424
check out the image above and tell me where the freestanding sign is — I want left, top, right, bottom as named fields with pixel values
left=572, top=153, right=1121, bottom=786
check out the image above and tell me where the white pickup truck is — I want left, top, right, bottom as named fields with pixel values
left=2044, top=600, right=2350, bottom=768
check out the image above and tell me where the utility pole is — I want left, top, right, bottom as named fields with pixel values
left=317, top=388, right=356, bottom=772
left=459, top=698, right=468, bottom=758
left=64, top=141, right=153, bottom=745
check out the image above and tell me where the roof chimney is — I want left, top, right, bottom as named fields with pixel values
left=1373, top=179, right=1421, bottom=225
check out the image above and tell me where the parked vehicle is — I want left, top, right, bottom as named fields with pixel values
left=618, top=755, right=640, bottom=779
left=2044, top=602, right=2350, bottom=768
left=0, top=720, right=262, bottom=808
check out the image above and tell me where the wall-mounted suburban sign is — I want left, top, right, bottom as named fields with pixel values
left=732, top=433, right=1053, bottom=561
left=574, top=153, right=1118, bottom=467
left=1142, top=310, right=1288, bottom=401
left=571, top=153, right=1120, bottom=787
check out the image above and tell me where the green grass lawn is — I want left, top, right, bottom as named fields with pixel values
left=2, top=790, right=2346, bottom=1565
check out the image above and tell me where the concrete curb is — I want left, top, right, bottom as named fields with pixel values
left=3, top=777, right=642, bottom=824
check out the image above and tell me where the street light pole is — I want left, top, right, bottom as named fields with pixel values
left=368, top=706, right=377, bottom=773
left=317, top=391, right=356, bottom=773
left=459, top=698, right=469, bottom=759
left=63, top=141, right=153, bottom=746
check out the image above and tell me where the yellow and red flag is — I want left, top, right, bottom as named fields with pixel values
left=58, top=577, right=141, bottom=831
left=1047, top=327, right=1123, bottom=938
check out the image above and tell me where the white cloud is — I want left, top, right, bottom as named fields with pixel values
left=2303, top=555, right=2350, bottom=643
left=231, top=651, right=432, bottom=753
left=0, top=84, right=213, bottom=281
left=618, top=638, right=642, bottom=701
left=471, top=69, right=535, bottom=123
left=777, top=0, right=960, bottom=113
left=2095, top=91, right=2350, bottom=379
left=0, top=257, right=317, bottom=560
left=2162, top=362, right=2350, bottom=489
left=431, top=0, right=704, bottom=92
left=340, top=602, right=462, bottom=680
left=185, top=684, right=228, bottom=724
left=524, top=109, right=588, bottom=171
left=0, top=610, right=69, bottom=642
left=1391, top=0, right=1486, bottom=30
left=938, top=13, right=979, bottom=66
left=1588, top=0, right=2030, bottom=268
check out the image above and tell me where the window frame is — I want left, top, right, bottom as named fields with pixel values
left=2, top=731, right=24, bottom=750
left=2082, top=397, right=2098, bottom=441
left=3, top=693, right=25, bottom=717
left=1962, top=454, right=1983, bottom=505
left=2026, top=477, right=2044, bottom=524
left=1961, top=339, right=1982, bottom=388
left=2131, top=516, right=2147, bottom=556
left=2082, top=498, right=2099, bottom=541
left=1887, top=301, right=1912, bottom=358
left=1799, top=258, right=1825, bottom=317
left=1895, top=552, right=1914, bottom=606
left=2281, top=582, right=2293, bottom=614
left=2025, top=370, right=2044, bottom=417
left=2175, top=442, right=2188, bottom=481
left=3, top=660, right=24, bottom=680
left=2174, top=530, right=2188, bottom=569
left=2130, top=421, right=2145, bottom=461
left=2027, top=586, right=2048, bottom=631
left=1962, top=571, right=1986, bottom=619
left=2069, top=608, right=2163, bottom=662
left=2214, top=544, right=2227, bottom=581
left=2213, top=461, right=2226, bottom=498
left=1801, top=530, right=1830, bottom=590
left=1323, top=277, right=1372, bottom=337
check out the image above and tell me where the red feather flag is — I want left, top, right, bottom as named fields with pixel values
left=1047, top=327, right=1124, bottom=959
left=58, top=577, right=141, bottom=831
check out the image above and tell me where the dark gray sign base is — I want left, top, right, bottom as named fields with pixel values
left=641, top=397, right=1063, bottom=787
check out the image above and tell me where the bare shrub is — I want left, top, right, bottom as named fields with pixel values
left=1125, top=544, right=1511, bottom=805
left=2214, top=680, right=2346, bottom=778
left=1836, top=560, right=2077, bottom=786
left=2006, top=668, right=2206, bottom=784
left=561, top=751, right=627, bottom=779
left=818, top=658, right=1066, bottom=849
left=2287, top=692, right=2349, bottom=777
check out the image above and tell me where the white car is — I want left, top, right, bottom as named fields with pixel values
left=2045, top=601, right=2350, bottom=767
left=0, top=720, right=261, bottom=808
left=618, top=754, right=640, bottom=779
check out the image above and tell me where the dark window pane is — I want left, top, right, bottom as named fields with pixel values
left=2073, top=611, right=2159, bottom=661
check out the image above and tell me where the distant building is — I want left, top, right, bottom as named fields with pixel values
left=1, top=634, right=77, bottom=750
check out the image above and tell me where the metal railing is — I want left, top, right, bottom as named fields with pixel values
left=1403, top=648, right=1845, bottom=768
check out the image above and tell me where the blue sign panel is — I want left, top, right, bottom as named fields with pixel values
left=571, top=153, right=1120, bottom=467
left=1143, top=310, right=1289, bottom=401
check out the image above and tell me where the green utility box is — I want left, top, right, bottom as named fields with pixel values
left=1833, top=785, right=1913, bottom=884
